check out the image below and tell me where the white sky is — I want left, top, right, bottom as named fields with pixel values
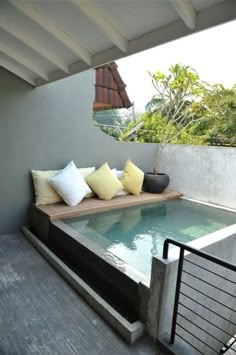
left=117, top=20, right=236, bottom=111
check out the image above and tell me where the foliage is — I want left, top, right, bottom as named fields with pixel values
left=125, top=112, right=204, bottom=145
left=145, top=97, right=163, bottom=112
left=121, top=64, right=236, bottom=174
left=190, top=84, right=236, bottom=146
left=92, top=120, right=121, bottom=139
left=96, top=65, right=236, bottom=168
left=93, top=109, right=122, bottom=126
left=121, top=64, right=206, bottom=173
left=147, top=64, right=204, bottom=121
left=93, top=109, right=132, bottom=140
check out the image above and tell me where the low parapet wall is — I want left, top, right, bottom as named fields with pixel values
left=161, top=144, right=236, bottom=210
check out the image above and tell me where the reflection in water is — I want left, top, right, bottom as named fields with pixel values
left=64, top=200, right=236, bottom=275
left=88, top=212, right=123, bottom=234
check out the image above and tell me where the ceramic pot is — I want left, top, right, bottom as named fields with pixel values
left=143, top=172, right=170, bottom=193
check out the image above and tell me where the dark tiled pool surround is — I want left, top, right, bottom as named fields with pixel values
left=30, top=192, right=181, bottom=323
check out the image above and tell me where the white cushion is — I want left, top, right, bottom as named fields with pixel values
left=116, top=189, right=129, bottom=196
left=116, top=170, right=124, bottom=179
left=111, top=169, right=129, bottom=196
left=48, top=161, right=92, bottom=206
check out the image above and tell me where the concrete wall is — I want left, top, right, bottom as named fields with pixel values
left=160, top=144, right=236, bottom=210
left=1, top=65, right=235, bottom=235
left=0, top=67, right=157, bottom=235
left=147, top=224, right=236, bottom=354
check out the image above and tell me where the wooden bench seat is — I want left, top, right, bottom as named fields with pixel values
left=30, top=190, right=182, bottom=241
left=34, top=190, right=182, bottom=220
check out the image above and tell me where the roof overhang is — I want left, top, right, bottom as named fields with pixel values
left=0, top=0, right=235, bottom=87
left=94, top=62, right=132, bottom=111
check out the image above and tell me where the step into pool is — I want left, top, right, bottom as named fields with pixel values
left=62, top=199, right=236, bottom=275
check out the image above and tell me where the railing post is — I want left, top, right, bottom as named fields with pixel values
left=161, top=238, right=236, bottom=353
left=170, top=247, right=185, bottom=344
left=163, top=239, right=169, bottom=259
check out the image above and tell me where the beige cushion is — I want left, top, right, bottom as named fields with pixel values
left=32, top=170, right=62, bottom=205
left=86, top=163, right=123, bottom=200
left=78, top=167, right=96, bottom=198
left=121, top=159, right=144, bottom=195
left=79, top=167, right=95, bottom=179
left=32, top=166, right=95, bottom=204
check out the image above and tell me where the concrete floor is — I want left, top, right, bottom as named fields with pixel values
left=0, top=233, right=159, bottom=355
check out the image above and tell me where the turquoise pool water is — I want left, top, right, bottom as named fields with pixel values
left=64, top=199, right=236, bottom=275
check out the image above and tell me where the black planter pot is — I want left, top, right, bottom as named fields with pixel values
left=143, top=173, right=170, bottom=193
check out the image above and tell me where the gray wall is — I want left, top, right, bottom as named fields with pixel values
left=1, top=66, right=235, bottom=235
left=0, top=67, right=157, bottom=235
left=160, top=144, right=236, bottom=209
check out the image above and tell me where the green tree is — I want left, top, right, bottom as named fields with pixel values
left=121, top=64, right=205, bottom=173
left=190, top=84, right=236, bottom=146
left=122, top=64, right=236, bottom=173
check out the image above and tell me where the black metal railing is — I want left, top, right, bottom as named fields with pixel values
left=163, top=239, right=236, bottom=355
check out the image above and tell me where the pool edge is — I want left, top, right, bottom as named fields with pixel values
left=22, top=226, right=145, bottom=344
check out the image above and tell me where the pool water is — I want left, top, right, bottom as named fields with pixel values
left=64, top=199, right=236, bottom=275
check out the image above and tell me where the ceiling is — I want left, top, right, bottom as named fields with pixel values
left=0, top=0, right=235, bottom=87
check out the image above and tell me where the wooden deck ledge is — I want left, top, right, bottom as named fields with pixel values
left=33, top=190, right=182, bottom=221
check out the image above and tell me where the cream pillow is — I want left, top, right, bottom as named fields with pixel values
left=32, top=167, right=95, bottom=204
left=78, top=167, right=95, bottom=179
left=48, top=161, right=92, bottom=206
left=121, top=159, right=144, bottom=196
left=32, top=170, right=62, bottom=205
left=86, top=163, right=123, bottom=200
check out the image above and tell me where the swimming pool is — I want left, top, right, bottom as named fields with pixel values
left=63, top=199, right=236, bottom=275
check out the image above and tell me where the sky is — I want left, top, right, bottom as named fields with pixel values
left=117, top=19, right=236, bottom=112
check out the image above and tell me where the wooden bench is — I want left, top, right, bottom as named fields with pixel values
left=31, top=190, right=182, bottom=241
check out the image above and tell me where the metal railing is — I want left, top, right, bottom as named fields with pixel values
left=163, top=239, right=236, bottom=355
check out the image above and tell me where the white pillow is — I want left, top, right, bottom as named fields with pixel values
left=116, top=189, right=129, bottom=196
left=48, top=161, right=92, bottom=206
left=111, top=169, right=129, bottom=196
left=116, top=170, right=124, bottom=179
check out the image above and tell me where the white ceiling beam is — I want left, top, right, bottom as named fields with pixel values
left=10, top=0, right=92, bottom=65
left=0, top=43, right=49, bottom=81
left=0, top=57, right=35, bottom=86
left=169, top=0, right=197, bottom=29
left=0, top=16, right=69, bottom=73
left=71, top=0, right=128, bottom=52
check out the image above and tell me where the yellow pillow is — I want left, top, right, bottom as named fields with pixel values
left=32, top=170, right=62, bottom=205
left=121, top=159, right=144, bottom=195
left=86, top=163, right=123, bottom=200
